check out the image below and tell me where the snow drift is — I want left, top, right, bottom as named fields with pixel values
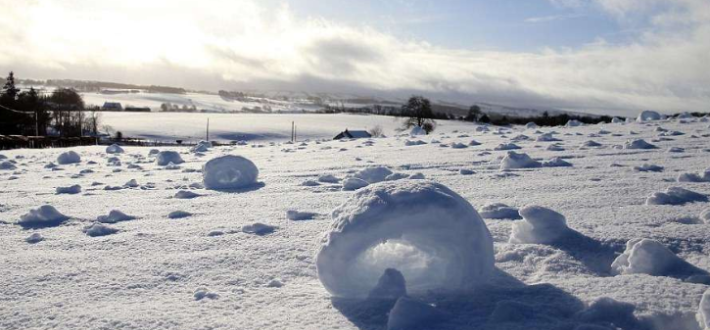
left=316, top=181, right=494, bottom=298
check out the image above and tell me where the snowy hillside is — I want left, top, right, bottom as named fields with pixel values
left=3, top=115, right=710, bottom=329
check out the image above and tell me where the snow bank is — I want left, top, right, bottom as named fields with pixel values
left=625, top=139, right=657, bottom=150
left=316, top=181, right=494, bottom=298
left=18, top=205, right=70, bottom=229
left=500, top=151, right=541, bottom=170
left=611, top=239, right=703, bottom=278
left=203, top=155, right=259, bottom=190
left=56, top=185, right=81, bottom=194
left=646, top=187, right=707, bottom=205
left=637, top=110, right=661, bottom=122
left=106, top=144, right=124, bottom=154
left=84, top=222, right=119, bottom=237
left=97, top=210, right=136, bottom=223
left=156, top=151, right=185, bottom=166
left=509, top=206, right=571, bottom=244
left=387, top=296, right=444, bottom=330
left=353, top=166, right=393, bottom=184
left=479, top=203, right=521, bottom=220
left=57, top=151, right=81, bottom=165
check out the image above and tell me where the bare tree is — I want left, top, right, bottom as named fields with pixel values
left=368, top=125, right=384, bottom=138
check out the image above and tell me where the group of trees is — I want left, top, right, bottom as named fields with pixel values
left=0, top=71, right=101, bottom=137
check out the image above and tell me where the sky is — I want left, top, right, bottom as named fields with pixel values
left=0, top=0, right=708, bottom=116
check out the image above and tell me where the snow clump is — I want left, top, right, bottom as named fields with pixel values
left=342, top=177, right=369, bottom=191
left=624, top=139, right=657, bottom=150
left=84, top=222, right=119, bottom=237
left=242, top=223, right=277, bottom=235
left=479, top=203, right=521, bottom=220
left=509, top=206, right=571, bottom=244
left=97, top=210, right=136, bottom=223
left=316, top=181, right=494, bottom=298
left=57, top=151, right=81, bottom=164
left=611, top=239, right=705, bottom=278
left=106, top=144, right=124, bottom=154
left=56, top=184, right=81, bottom=194
left=156, top=151, right=184, bottom=166
left=17, top=205, right=70, bottom=229
left=636, top=110, right=661, bottom=122
left=646, top=187, right=708, bottom=205
left=353, top=166, right=393, bottom=184
left=501, top=151, right=541, bottom=170
left=203, top=155, right=259, bottom=190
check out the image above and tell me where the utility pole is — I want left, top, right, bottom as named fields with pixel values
left=295, top=125, right=297, bottom=142
left=206, top=118, right=210, bottom=141
left=291, top=121, right=295, bottom=142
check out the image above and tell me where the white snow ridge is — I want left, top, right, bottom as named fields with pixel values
left=316, top=180, right=494, bottom=298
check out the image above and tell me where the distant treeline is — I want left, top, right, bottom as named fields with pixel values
left=0, top=77, right=187, bottom=94
left=316, top=102, right=619, bottom=127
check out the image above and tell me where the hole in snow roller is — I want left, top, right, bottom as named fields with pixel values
left=316, top=181, right=494, bottom=298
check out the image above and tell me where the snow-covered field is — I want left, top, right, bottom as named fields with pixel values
left=100, top=112, right=475, bottom=143
left=3, top=115, right=710, bottom=329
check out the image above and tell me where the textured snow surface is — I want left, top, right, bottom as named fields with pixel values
left=3, top=115, right=710, bottom=329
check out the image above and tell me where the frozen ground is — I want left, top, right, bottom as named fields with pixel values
left=2, top=115, right=710, bottom=329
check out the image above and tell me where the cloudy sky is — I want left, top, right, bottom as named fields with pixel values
left=1, top=0, right=708, bottom=115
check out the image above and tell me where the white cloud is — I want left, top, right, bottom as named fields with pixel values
left=0, top=0, right=708, bottom=115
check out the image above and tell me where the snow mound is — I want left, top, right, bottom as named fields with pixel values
left=18, top=205, right=70, bottom=229
left=242, top=222, right=277, bottom=235
left=25, top=233, right=44, bottom=244
left=580, top=140, right=602, bottom=148
left=318, top=174, right=340, bottom=183
left=542, top=157, right=573, bottom=167
left=106, top=144, right=124, bottom=154
left=611, top=117, right=624, bottom=123
left=368, top=268, right=407, bottom=300
left=203, top=155, right=259, bottom=190
left=156, top=151, right=185, bottom=166
left=286, top=210, right=317, bottom=221
left=537, top=133, right=561, bottom=142
left=494, top=143, right=521, bottom=151
left=450, top=142, right=467, bottom=149
left=611, top=239, right=705, bottom=279
left=191, top=140, right=212, bottom=153
left=57, top=151, right=81, bottom=165
left=84, top=222, right=119, bottom=237
left=625, top=139, right=657, bottom=150
left=342, top=177, right=369, bottom=191
left=174, top=190, right=201, bottom=199
left=479, top=203, right=521, bottom=220
left=404, top=139, right=427, bottom=146
left=698, top=289, right=710, bottom=330
left=193, top=288, right=219, bottom=300
left=509, top=206, right=571, bottom=244
left=316, top=181, right=494, bottom=298
left=387, top=296, right=445, bottom=330
left=0, top=161, right=17, bottom=170
left=56, top=184, right=81, bottom=194
left=646, top=187, right=708, bottom=205
left=634, top=164, right=664, bottom=172
left=301, top=179, right=320, bottom=186
left=97, top=210, right=136, bottom=223
left=353, top=166, right=393, bottom=184
left=637, top=110, right=661, bottom=122
left=525, top=122, right=538, bottom=129
left=468, top=140, right=481, bottom=146
left=168, top=210, right=192, bottom=219
left=501, top=151, right=541, bottom=170
left=385, top=173, right=409, bottom=181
